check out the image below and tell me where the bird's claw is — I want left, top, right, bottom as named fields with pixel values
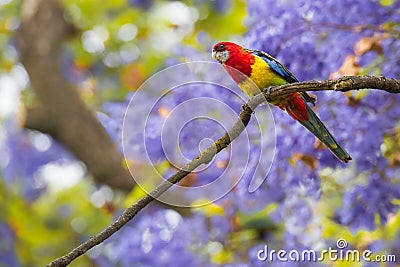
left=264, top=86, right=274, bottom=96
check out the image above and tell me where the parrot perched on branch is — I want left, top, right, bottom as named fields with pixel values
left=212, top=41, right=351, bottom=163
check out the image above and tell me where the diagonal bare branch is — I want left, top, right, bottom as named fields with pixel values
left=47, top=75, right=400, bottom=267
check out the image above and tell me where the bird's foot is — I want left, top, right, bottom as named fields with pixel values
left=264, top=86, right=274, bottom=96
left=241, top=103, right=249, bottom=112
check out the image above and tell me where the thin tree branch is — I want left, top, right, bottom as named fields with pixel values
left=47, top=76, right=400, bottom=267
left=264, top=76, right=400, bottom=99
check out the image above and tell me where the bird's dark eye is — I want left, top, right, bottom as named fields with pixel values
left=218, top=44, right=225, bottom=50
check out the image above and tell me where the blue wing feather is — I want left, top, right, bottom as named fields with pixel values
left=251, top=50, right=316, bottom=105
left=251, top=50, right=298, bottom=83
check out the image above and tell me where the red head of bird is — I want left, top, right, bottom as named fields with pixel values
left=212, top=42, right=245, bottom=64
left=212, top=42, right=256, bottom=84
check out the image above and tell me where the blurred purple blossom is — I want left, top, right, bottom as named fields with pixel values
left=0, top=121, right=74, bottom=201
left=94, top=209, right=213, bottom=266
left=128, top=0, right=154, bottom=10
left=0, top=222, right=19, bottom=267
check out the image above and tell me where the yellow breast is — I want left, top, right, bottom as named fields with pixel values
left=237, top=56, right=287, bottom=97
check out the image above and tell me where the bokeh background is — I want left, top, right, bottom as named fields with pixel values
left=1, top=0, right=400, bottom=266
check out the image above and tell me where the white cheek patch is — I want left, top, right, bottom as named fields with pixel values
left=218, top=50, right=229, bottom=63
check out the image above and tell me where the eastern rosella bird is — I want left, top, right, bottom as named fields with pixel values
left=212, top=42, right=351, bottom=163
